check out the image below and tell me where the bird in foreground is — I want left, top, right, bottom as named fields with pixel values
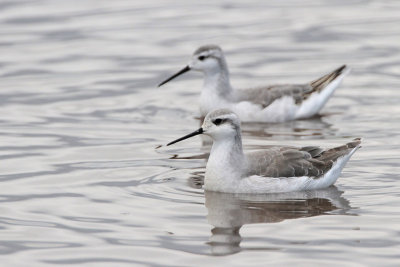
left=167, top=109, right=361, bottom=193
left=158, top=45, right=350, bottom=123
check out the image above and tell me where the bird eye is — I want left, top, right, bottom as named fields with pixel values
left=213, top=118, right=223, bottom=125
left=198, top=55, right=206, bottom=61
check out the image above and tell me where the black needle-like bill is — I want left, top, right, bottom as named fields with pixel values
left=158, top=65, right=191, bottom=87
left=167, top=128, right=203, bottom=146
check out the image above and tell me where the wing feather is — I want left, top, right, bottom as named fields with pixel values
left=234, top=65, right=347, bottom=108
left=245, top=139, right=360, bottom=179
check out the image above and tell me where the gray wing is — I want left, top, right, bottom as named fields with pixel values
left=234, top=65, right=347, bottom=108
left=245, top=138, right=360, bottom=178
left=235, top=84, right=313, bottom=107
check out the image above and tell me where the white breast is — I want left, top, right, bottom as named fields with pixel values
left=199, top=87, right=231, bottom=116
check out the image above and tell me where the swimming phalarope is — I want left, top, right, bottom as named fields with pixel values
left=167, top=109, right=361, bottom=193
left=159, top=45, right=350, bottom=123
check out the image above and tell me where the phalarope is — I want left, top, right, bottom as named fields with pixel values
left=158, top=45, right=350, bottom=123
left=167, top=109, right=361, bottom=193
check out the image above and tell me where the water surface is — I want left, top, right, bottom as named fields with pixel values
left=0, top=0, right=399, bottom=266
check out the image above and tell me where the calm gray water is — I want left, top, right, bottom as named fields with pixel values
left=0, top=0, right=399, bottom=266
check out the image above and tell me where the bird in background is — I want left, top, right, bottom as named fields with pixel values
left=159, top=45, right=350, bottom=123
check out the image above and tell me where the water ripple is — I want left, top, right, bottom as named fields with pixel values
left=0, top=0, right=399, bottom=266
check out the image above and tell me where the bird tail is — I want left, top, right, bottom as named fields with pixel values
left=320, top=138, right=362, bottom=162
left=310, top=65, right=348, bottom=92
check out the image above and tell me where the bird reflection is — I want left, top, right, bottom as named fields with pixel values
left=204, top=186, right=351, bottom=256
left=241, top=115, right=335, bottom=140
left=198, top=114, right=336, bottom=146
left=168, top=115, right=335, bottom=157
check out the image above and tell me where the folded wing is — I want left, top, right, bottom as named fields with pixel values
left=235, top=65, right=347, bottom=108
left=246, top=138, right=360, bottom=178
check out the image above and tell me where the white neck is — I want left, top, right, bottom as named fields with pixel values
left=202, top=54, right=233, bottom=95
left=203, top=67, right=232, bottom=96
left=204, top=132, right=246, bottom=192
left=200, top=58, right=234, bottom=115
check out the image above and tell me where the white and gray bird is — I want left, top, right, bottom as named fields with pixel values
left=167, top=109, right=361, bottom=193
left=159, top=45, right=350, bottom=123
